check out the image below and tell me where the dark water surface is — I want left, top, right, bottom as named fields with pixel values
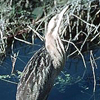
left=0, top=38, right=100, bottom=100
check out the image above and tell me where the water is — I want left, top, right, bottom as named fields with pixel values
left=0, top=38, right=100, bottom=100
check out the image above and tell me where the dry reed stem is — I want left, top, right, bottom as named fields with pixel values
left=14, top=37, right=32, bottom=45
left=90, top=50, right=97, bottom=93
left=27, top=25, right=44, bottom=41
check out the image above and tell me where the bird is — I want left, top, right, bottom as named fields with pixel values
left=16, top=6, right=69, bottom=100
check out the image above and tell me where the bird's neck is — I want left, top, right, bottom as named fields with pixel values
left=45, top=32, right=66, bottom=70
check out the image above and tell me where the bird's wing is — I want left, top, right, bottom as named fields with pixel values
left=16, top=47, right=56, bottom=100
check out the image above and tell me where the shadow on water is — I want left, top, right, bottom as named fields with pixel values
left=0, top=38, right=100, bottom=100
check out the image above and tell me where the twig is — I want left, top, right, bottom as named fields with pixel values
left=27, top=25, right=44, bottom=41
left=0, top=78, right=18, bottom=84
left=14, top=37, right=32, bottom=45
left=62, top=39, right=86, bottom=68
left=90, top=50, right=98, bottom=69
left=72, top=14, right=96, bottom=28
left=91, top=24, right=100, bottom=42
left=67, top=50, right=77, bottom=57
left=62, top=39, right=87, bottom=82
left=90, top=50, right=96, bottom=93
left=11, top=51, right=19, bottom=74
left=0, top=29, right=5, bottom=53
left=11, top=40, right=19, bottom=74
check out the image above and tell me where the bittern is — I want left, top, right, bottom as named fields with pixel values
left=16, top=6, right=69, bottom=100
